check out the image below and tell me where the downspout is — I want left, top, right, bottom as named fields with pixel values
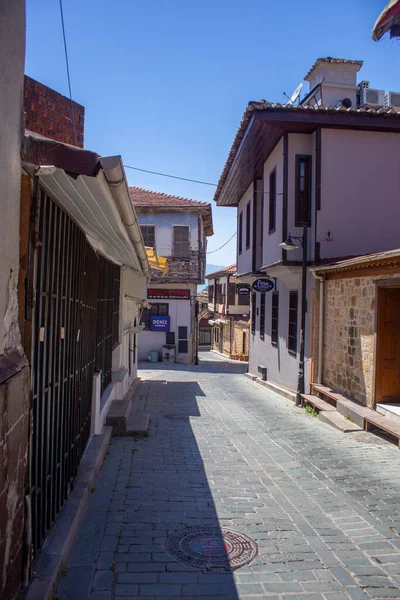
left=100, top=156, right=150, bottom=280
left=312, top=271, right=324, bottom=384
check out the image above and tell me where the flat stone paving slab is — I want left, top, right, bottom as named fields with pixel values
left=57, top=351, right=400, bottom=600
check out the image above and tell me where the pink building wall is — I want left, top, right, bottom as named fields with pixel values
left=318, top=129, right=400, bottom=259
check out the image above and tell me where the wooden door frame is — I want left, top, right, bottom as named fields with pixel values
left=373, top=279, right=400, bottom=408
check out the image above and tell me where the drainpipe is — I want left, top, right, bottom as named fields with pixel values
left=313, top=271, right=325, bottom=384
left=100, top=156, right=150, bottom=279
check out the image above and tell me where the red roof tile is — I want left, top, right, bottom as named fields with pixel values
left=129, top=186, right=210, bottom=209
left=130, top=186, right=213, bottom=236
left=206, top=264, right=236, bottom=278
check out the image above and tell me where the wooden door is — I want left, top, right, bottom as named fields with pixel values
left=376, top=287, right=400, bottom=404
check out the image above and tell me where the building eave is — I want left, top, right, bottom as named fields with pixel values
left=214, top=103, right=400, bottom=208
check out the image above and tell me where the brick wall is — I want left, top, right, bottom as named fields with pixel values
left=323, top=273, right=399, bottom=407
left=24, top=75, right=84, bottom=148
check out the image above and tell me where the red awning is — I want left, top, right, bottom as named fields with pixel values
left=372, top=0, right=400, bottom=40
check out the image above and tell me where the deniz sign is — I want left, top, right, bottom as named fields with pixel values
left=150, top=316, right=170, bottom=332
left=236, top=284, right=251, bottom=296
left=252, top=278, right=274, bottom=293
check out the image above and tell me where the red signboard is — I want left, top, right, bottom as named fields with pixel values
left=147, top=288, right=191, bottom=300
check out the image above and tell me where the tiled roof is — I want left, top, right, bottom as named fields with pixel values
left=304, top=57, right=363, bottom=81
left=206, top=264, right=236, bottom=279
left=130, top=186, right=210, bottom=209
left=312, top=248, right=400, bottom=274
left=213, top=100, right=400, bottom=204
left=130, top=186, right=213, bottom=236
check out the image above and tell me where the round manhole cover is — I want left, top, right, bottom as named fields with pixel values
left=166, top=526, right=258, bottom=572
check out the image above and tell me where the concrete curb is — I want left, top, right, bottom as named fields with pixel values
left=245, top=372, right=296, bottom=403
left=23, top=426, right=112, bottom=600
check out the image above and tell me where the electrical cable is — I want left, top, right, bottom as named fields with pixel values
left=59, top=0, right=78, bottom=145
left=206, top=232, right=236, bottom=254
left=124, top=163, right=284, bottom=196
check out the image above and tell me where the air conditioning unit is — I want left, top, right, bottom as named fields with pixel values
left=359, top=87, right=385, bottom=108
left=385, top=91, right=400, bottom=111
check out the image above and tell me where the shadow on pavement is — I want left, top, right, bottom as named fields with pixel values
left=57, top=378, right=243, bottom=599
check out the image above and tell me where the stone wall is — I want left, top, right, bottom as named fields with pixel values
left=232, top=322, right=250, bottom=355
left=323, top=273, right=399, bottom=407
left=0, top=363, right=30, bottom=600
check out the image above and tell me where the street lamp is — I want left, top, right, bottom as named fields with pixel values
left=279, top=226, right=308, bottom=407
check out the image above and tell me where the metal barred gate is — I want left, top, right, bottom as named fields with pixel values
left=30, top=191, right=119, bottom=553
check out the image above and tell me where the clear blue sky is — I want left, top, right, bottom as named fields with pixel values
left=25, top=0, right=398, bottom=266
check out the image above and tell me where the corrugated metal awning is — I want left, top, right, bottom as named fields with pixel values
left=37, top=168, right=142, bottom=271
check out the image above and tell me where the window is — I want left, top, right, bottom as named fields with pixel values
left=166, top=331, right=175, bottom=344
left=238, top=211, right=243, bottom=254
left=295, top=155, right=312, bottom=226
left=269, top=169, right=276, bottom=234
left=288, top=291, right=298, bottom=354
left=260, top=294, right=266, bottom=340
left=227, top=283, right=236, bottom=306
left=251, top=293, right=256, bottom=335
left=140, top=303, right=168, bottom=330
left=140, top=225, right=155, bottom=248
left=271, top=291, right=279, bottom=346
left=221, top=283, right=226, bottom=304
left=238, top=292, right=250, bottom=306
left=215, top=279, right=221, bottom=304
left=208, top=284, right=214, bottom=302
left=246, top=201, right=251, bottom=249
left=173, top=225, right=190, bottom=257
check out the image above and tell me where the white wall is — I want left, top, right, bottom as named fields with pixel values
left=261, top=138, right=284, bottom=268
left=249, top=271, right=314, bottom=393
left=0, top=1, right=25, bottom=356
left=138, top=283, right=196, bottom=364
left=138, top=212, right=199, bottom=255
left=236, top=182, right=253, bottom=275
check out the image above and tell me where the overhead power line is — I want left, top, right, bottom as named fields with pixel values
left=124, top=164, right=217, bottom=187
left=207, top=232, right=237, bottom=254
left=59, top=0, right=78, bottom=145
left=124, top=163, right=284, bottom=197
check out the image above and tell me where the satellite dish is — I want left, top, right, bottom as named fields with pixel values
left=289, top=82, right=303, bottom=105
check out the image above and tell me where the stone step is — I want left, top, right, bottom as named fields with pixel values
left=105, top=398, right=132, bottom=436
left=301, top=394, right=336, bottom=412
left=125, top=411, right=150, bottom=437
left=319, top=410, right=363, bottom=433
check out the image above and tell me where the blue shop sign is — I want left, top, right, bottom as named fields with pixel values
left=252, top=278, right=274, bottom=293
left=150, top=316, right=170, bottom=332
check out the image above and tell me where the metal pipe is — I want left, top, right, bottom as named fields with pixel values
left=296, top=226, right=308, bottom=407
left=100, top=156, right=150, bottom=279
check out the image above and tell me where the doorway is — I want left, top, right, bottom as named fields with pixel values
left=376, top=287, right=400, bottom=405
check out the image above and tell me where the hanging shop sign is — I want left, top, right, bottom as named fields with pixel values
left=147, top=288, right=190, bottom=300
left=236, top=284, right=251, bottom=296
left=251, top=278, right=274, bottom=293
left=150, top=316, right=171, bottom=332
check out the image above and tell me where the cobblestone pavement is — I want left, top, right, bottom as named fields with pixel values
left=58, top=351, right=400, bottom=600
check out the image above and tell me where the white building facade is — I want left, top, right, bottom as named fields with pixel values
left=214, top=57, right=400, bottom=400
left=130, top=187, right=213, bottom=364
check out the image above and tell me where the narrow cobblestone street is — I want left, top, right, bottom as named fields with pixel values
left=58, top=351, right=400, bottom=600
